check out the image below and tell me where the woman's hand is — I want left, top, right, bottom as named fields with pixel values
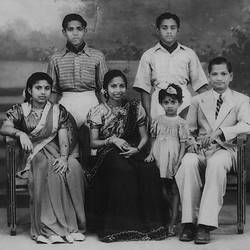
left=19, top=132, right=33, bottom=153
left=111, top=137, right=130, bottom=152
left=53, top=156, right=68, bottom=173
left=119, top=147, right=139, bottom=158
left=144, top=153, right=154, bottom=162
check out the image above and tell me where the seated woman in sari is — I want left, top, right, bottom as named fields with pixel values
left=86, top=70, right=168, bottom=242
left=0, top=72, right=86, bottom=244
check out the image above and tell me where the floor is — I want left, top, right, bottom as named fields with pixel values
left=1, top=191, right=250, bottom=250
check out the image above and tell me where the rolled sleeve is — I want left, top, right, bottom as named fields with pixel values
left=47, top=56, right=59, bottom=94
left=189, top=51, right=208, bottom=92
left=97, top=53, right=108, bottom=91
left=220, top=98, right=250, bottom=141
left=133, top=53, right=152, bottom=94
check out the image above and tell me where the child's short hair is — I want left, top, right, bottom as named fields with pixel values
left=156, top=12, right=180, bottom=29
left=62, top=13, right=87, bottom=30
left=208, top=56, right=232, bottom=73
left=158, top=83, right=183, bottom=103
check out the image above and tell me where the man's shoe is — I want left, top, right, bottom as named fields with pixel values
left=179, top=223, right=196, bottom=242
left=194, top=225, right=210, bottom=244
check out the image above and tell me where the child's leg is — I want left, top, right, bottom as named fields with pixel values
left=170, top=180, right=180, bottom=225
left=168, top=179, right=180, bottom=236
left=161, top=178, right=171, bottom=225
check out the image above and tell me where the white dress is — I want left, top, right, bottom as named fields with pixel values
left=151, top=115, right=189, bottom=179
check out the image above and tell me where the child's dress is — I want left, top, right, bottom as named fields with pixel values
left=151, top=115, right=189, bottom=179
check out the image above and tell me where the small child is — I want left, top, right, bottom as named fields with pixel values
left=145, top=83, right=189, bottom=236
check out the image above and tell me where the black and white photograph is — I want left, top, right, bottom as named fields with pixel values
left=0, top=0, right=250, bottom=249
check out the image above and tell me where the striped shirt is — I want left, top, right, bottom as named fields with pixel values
left=47, top=44, right=108, bottom=93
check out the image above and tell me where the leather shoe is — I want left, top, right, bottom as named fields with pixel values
left=179, top=223, right=196, bottom=242
left=194, top=225, right=210, bottom=244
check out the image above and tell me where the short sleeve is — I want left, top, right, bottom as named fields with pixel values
left=133, top=52, right=153, bottom=94
left=5, top=104, right=23, bottom=126
left=179, top=119, right=189, bottom=143
left=189, top=50, right=208, bottom=92
left=58, top=104, right=69, bottom=129
left=87, top=105, right=104, bottom=129
left=150, top=119, right=158, bottom=138
left=97, top=53, right=108, bottom=91
left=136, top=103, right=147, bottom=127
left=47, top=55, right=60, bottom=94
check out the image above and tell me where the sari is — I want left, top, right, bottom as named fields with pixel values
left=86, top=99, right=168, bottom=242
left=6, top=101, right=86, bottom=240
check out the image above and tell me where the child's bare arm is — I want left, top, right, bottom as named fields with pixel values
left=176, top=142, right=186, bottom=167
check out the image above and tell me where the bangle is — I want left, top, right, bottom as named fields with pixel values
left=13, top=130, right=22, bottom=138
left=61, top=154, right=68, bottom=158
left=105, top=138, right=110, bottom=146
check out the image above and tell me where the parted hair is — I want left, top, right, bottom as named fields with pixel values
left=62, top=13, right=87, bottom=30
left=24, top=72, right=53, bottom=102
left=158, top=83, right=183, bottom=104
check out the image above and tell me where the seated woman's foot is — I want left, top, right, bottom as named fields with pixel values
left=70, top=232, right=86, bottom=241
left=64, top=234, right=74, bottom=244
left=36, top=235, right=50, bottom=244
left=49, top=235, right=65, bottom=244
left=168, top=225, right=178, bottom=237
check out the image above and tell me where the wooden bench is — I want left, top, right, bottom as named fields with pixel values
left=4, top=134, right=248, bottom=235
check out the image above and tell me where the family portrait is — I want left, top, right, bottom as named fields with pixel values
left=0, top=0, right=250, bottom=249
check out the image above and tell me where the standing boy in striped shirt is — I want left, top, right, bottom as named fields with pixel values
left=47, top=13, right=108, bottom=127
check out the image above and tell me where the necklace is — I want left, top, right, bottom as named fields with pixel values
left=31, top=108, right=43, bottom=119
left=106, top=102, right=127, bottom=116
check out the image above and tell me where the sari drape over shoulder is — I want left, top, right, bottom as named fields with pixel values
left=6, top=102, right=86, bottom=240
left=86, top=99, right=168, bottom=242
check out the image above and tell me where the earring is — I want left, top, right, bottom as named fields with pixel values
left=101, top=88, right=109, bottom=99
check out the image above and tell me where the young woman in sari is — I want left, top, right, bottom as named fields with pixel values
left=0, top=72, right=86, bottom=244
left=86, top=70, right=168, bottom=242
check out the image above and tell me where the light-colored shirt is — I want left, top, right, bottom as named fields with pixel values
left=47, top=44, right=108, bottom=94
left=133, top=42, right=207, bottom=94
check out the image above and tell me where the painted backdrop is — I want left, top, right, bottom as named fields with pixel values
left=1, top=0, right=250, bottom=184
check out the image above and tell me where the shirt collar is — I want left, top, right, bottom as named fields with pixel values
left=153, top=42, right=185, bottom=53
left=212, top=88, right=230, bottom=100
left=62, top=42, right=91, bottom=57
left=159, top=40, right=178, bottom=53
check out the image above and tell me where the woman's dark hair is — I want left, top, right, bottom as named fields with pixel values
left=158, top=83, right=183, bottom=104
left=62, top=13, right=87, bottom=30
left=156, top=12, right=180, bottom=29
left=103, top=70, right=128, bottom=98
left=24, top=72, right=53, bottom=102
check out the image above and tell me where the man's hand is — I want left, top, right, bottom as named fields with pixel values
left=187, top=143, right=198, bottom=153
left=199, top=129, right=223, bottom=148
left=209, top=129, right=222, bottom=143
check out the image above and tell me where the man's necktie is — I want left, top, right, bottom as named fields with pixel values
left=215, top=94, right=223, bottom=119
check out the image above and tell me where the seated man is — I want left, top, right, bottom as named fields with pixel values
left=176, top=57, right=250, bottom=244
